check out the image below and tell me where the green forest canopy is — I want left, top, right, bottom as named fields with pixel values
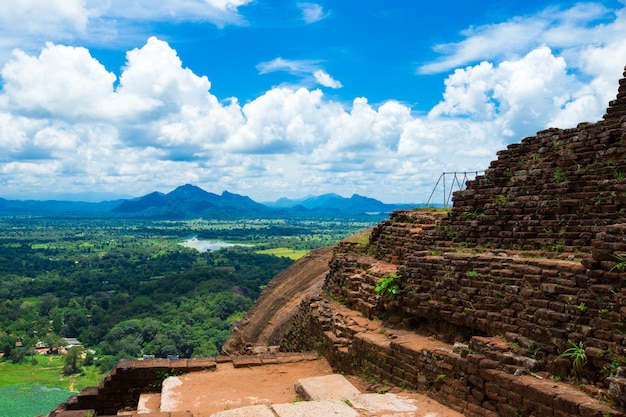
left=0, top=216, right=372, bottom=365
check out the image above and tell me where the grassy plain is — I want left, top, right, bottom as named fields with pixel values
left=0, top=355, right=101, bottom=390
left=255, top=247, right=310, bottom=260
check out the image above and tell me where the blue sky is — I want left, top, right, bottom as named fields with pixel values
left=0, top=1, right=625, bottom=203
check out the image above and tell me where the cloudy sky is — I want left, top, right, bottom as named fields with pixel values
left=1, top=0, right=625, bottom=203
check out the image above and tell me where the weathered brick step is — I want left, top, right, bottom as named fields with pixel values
left=321, top=297, right=623, bottom=416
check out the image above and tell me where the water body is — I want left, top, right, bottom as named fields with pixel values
left=179, top=237, right=252, bottom=252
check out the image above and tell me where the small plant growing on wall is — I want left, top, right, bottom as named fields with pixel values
left=375, top=273, right=400, bottom=298
left=554, top=168, right=568, bottom=183
left=494, top=194, right=507, bottom=205
left=465, top=209, right=483, bottom=220
left=610, top=253, right=626, bottom=272
left=559, top=340, right=587, bottom=375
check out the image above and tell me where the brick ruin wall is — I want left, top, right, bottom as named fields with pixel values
left=49, top=358, right=217, bottom=416
left=282, top=68, right=626, bottom=417
left=283, top=293, right=625, bottom=417
left=442, top=68, right=626, bottom=254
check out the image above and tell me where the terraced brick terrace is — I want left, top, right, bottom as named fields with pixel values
left=281, top=67, right=626, bottom=416
left=287, top=216, right=623, bottom=416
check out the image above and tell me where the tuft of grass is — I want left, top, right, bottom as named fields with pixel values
left=559, top=340, right=587, bottom=374
left=554, top=168, right=568, bottom=183
left=610, top=253, right=626, bottom=272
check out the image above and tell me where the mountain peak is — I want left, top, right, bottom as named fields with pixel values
left=169, top=184, right=216, bottom=199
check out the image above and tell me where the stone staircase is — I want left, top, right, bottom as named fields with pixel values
left=49, top=66, right=626, bottom=417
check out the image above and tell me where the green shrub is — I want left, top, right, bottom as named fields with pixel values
left=375, top=273, right=400, bottom=298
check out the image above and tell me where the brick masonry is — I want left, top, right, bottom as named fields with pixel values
left=48, top=358, right=217, bottom=416
left=283, top=67, right=626, bottom=417
left=441, top=68, right=626, bottom=253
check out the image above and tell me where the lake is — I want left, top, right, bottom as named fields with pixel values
left=179, top=237, right=252, bottom=252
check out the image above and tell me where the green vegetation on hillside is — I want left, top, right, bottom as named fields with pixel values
left=0, top=216, right=372, bottom=361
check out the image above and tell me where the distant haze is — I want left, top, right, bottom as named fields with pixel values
left=3, top=192, right=134, bottom=203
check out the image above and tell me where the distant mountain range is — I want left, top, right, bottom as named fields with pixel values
left=264, top=192, right=399, bottom=212
left=0, top=184, right=418, bottom=219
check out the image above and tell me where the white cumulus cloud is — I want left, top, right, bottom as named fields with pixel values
left=430, top=47, right=578, bottom=139
left=1, top=2, right=626, bottom=202
left=1, top=43, right=118, bottom=120
left=257, top=57, right=343, bottom=90
left=298, top=3, right=330, bottom=24
left=313, top=70, right=343, bottom=89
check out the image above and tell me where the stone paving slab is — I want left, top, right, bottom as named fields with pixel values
left=210, top=404, right=276, bottom=417
left=136, top=393, right=161, bottom=414
left=272, top=399, right=359, bottom=417
left=160, top=376, right=183, bottom=412
left=350, top=393, right=418, bottom=413
left=232, top=355, right=263, bottom=368
left=294, top=374, right=361, bottom=401
left=187, top=357, right=218, bottom=370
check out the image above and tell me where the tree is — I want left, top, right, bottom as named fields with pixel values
left=63, top=346, right=83, bottom=375
left=83, top=350, right=95, bottom=366
left=0, top=333, right=17, bottom=357
left=39, top=293, right=59, bottom=316
left=44, top=334, right=63, bottom=352
left=9, top=347, right=26, bottom=363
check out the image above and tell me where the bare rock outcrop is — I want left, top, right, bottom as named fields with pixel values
left=222, top=245, right=334, bottom=355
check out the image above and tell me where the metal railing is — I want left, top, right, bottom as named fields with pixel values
left=426, top=171, right=484, bottom=207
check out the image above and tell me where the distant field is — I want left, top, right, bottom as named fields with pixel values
left=256, top=247, right=310, bottom=260
left=0, top=355, right=101, bottom=389
left=0, top=356, right=104, bottom=417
